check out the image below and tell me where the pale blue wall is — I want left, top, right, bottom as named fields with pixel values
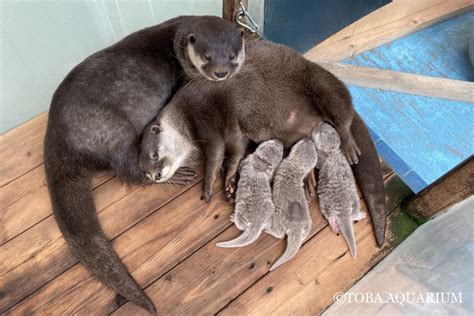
left=0, top=0, right=222, bottom=133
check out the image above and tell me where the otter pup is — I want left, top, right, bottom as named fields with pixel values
left=312, top=122, right=366, bottom=258
left=139, top=39, right=386, bottom=248
left=44, top=16, right=245, bottom=313
left=215, top=140, right=283, bottom=248
left=266, top=138, right=317, bottom=271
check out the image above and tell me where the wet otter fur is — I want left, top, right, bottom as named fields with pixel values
left=140, top=39, right=386, bottom=249
left=44, top=15, right=245, bottom=313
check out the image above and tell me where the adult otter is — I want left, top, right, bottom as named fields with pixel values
left=140, top=39, right=386, bottom=248
left=44, top=16, right=245, bottom=313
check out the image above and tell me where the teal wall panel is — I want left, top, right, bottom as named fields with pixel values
left=0, top=0, right=222, bottom=133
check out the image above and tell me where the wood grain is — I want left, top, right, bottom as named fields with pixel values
left=0, top=112, right=48, bottom=187
left=113, top=172, right=405, bottom=315
left=7, top=180, right=229, bottom=315
left=404, top=156, right=473, bottom=219
left=317, top=0, right=447, bottom=48
left=219, top=209, right=407, bottom=315
left=318, top=62, right=474, bottom=103
left=304, top=0, right=474, bottom=61
left=0, top=174, right=201, bottom=312
left=0, top=164, right=112, bottom=245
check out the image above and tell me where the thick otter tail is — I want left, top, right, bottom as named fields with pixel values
left=351, top=113, right=386, bottom=247
left=339, top=216, right=357, bottom=258
left=270, top=230, right=303, bottom=271
left=216, top=225, right=263, bottom=248
left=46, top=164, right=156, bottom=314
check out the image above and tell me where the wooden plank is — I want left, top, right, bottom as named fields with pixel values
left=112, top=173, right=407, bottom=315
left=318, top=62, right=474, bottom=104
left=219, top=209, right=417, bottom=315
left=0, top=164, right=112, bottom=245
left=7, top=180, right=229, bottom=315
left=222, top=0, right=248, bottom=22
left=0, top=174, right=202, bottom=312
left=404, top=156, right=473, bottom=219
left=0, top=112, right=48, bottom=187
left=304, top=0, right=474, bottom=61
left=317, top=0, right=447, bottom=48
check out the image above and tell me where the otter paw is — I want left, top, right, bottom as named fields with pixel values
left=170, top=167, right=197, bottom=185
left=201, top=189, right=213, bottom=203
left=342, top=140, right=361, bottom=165
left=225, top=175, right=238, bottom=204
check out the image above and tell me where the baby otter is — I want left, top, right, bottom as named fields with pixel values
left=266, top=138, right=317, bottom=271
left=44, top=16, right=244, bottom=313
left=140, top=39, right=386, bottom=247
left=216, top=140, right=283, bottom=248
left=312, top=123, right=366, bottom=258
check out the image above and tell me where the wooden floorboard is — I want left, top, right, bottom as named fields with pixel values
left=0, top=112, right=48, bottom=187
left=0, top=174, right=202, bottom=312
left=0, top=165, right=112, bottom=245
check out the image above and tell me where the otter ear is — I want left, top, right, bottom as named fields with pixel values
left=188, top=33, right=196, bottom=44
left=150, top=124, right=161, bottom=134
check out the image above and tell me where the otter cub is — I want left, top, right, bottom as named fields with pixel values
left=215, top=140, right=283, bottom=248
left=312, top=123, right=366, bottom=258
left=266, top=138, right=317, bottom=271
left=44, top=16, right=245, bottom=313
left=139, top=39, right=386, bottom=247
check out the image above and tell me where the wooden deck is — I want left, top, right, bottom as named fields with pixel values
left=1, top=111, right=414, bottom=315
left=2, top=0, right=471, bottom=314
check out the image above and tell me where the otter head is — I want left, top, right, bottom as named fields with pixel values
left=288, top=138, right=317, bottom=172
left=249, top=139, right=284, bottom=174
left=175, top=16, right=245, bottom=81
left=140, top=118, right=192, bottom=182
left=311, top=122, right=341, bottom=153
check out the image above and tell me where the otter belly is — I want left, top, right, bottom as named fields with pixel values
left=241, top=100, right=322, bottom=149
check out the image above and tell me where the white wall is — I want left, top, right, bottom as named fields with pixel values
left=0, top=0, right=222, bottom=133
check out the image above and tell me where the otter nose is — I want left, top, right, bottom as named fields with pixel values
left=154, top=172, right=162, bottom=181
left=214, top=71, right=228, bottom=79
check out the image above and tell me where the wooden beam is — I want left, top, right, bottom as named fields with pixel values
left=318, top=62, right=474, bottom=103
left=403, top=156, right=473, bottom=219
left=304, top=0, right=474, bottom=61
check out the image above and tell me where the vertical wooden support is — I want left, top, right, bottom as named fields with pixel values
left=223, top=0, right=248, bottom=22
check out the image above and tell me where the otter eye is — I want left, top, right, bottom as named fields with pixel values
left=229, top=52, right=236, bottom=60
left=151, top=124, right=161, bottom=134
left=203, top=53, right=212, bottom=62
left=150, top=152, right=158, bottom=160
left=188, top=33, right=196, bottom=44
left=240, top=30, right=245, bottom=37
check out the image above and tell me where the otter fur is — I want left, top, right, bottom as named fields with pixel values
left=266, top=138, right=317, bottom=271
left=139, top=39, right=386, bottom=248
left=312, top=122, right=366, bottom=258
left=216, top=140, right=283, bottom=248
left=44, top=16, right=245, bottom=313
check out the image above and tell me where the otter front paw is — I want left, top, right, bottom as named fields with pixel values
left=201, top=184, right=213, bottom=203
left=341, top=138, right=361, bottom=165
left=170, top=167, right=197, bottom=185
left=225, top=175, right=238, bottom=204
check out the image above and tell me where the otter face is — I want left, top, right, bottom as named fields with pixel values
left=186, top=25, right=245, bottom=81
left=253, top=139, right=284, bottom=170
left=289, top=138, right=317, bottom=171
left=140, top=121, right=186, bottom=182
left=312, top=122, right=341, bottom=152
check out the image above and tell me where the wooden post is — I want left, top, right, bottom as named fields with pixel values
left=223, top=0, right=248, bottom=22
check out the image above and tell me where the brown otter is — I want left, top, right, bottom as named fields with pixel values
left=44, top=16, right=245, bottom=313
left=140, top=39, right=386, bottom=248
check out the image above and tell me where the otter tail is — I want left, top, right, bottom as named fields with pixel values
left=45, top=164, right=156, bottom=314
left=270, top=230, right=303, bottom=271
left=351, top=113, right=386, bottom=247
left=339, top=216, right=357, bottom=258
left=216, top=225, right=263, bottom=248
